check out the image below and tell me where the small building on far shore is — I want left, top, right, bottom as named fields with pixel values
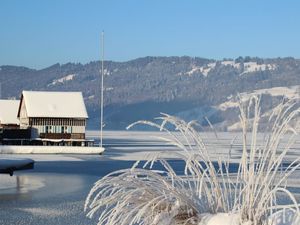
left=0, top=100, right=20, bottom=129
left=0, top=99, right=31, bottom=145
left=17, top=91, right=91, bottom=146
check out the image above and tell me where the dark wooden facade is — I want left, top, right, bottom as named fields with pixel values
left=29, top=118, right=86, bottom=127
left=39, top=133, right=85, bottom=139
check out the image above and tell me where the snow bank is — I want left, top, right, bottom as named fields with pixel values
left=0, top=158, right=34, bottom=170
left=199, top=213, right=240, bottom=225
left=198, top=211, right=299, bottom=225
left=0, top=154, right=85, bottom=162
left=0, top=157, right=34, bottom=175
left=0, top=145, right=104, bottom=154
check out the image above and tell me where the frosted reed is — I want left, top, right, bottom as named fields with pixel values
left=85, top=96, right=300, bottom=225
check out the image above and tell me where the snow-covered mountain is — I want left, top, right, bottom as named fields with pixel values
left=1, top=56, right=300, bottom=130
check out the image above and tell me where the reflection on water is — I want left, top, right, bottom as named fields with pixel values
left=0, top=175, right=44, bottom=201
left=0, top=172, right=91, bottom=204
left=0, top=172, right=94, bottom=225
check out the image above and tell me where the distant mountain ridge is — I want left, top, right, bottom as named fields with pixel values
left=1, top=56, right=300, bottom=130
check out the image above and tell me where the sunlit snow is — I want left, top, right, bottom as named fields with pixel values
left=48, top=74, right=76, bottom=86
left=183, top=60, right=276, bottom=77
left=218, top=86, right=300, bottom=111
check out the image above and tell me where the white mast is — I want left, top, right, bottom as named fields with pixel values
left=100, top=31, right=104, bottom=148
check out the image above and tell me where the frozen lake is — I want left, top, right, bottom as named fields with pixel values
left=1, top=131, right=300, bottom=225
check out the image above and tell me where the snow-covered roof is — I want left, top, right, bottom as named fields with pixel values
left=0, top=100, right=20, bottom=125
left=19, top=91, right=88, bottom=119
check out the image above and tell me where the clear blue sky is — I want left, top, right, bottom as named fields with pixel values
left=1, top=0, right=300, bottom=69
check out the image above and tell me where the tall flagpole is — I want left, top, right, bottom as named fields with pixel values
left=100, top=31, right=104, bottom=148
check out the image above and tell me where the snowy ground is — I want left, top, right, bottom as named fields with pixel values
left=0, top=131, right=300, bottom=225
left=0, top=145, right=104, bottom=154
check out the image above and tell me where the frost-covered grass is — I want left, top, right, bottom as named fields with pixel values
left=85, top=96, right=300, bottom=225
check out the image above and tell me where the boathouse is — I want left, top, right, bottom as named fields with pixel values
left=17, top=91, right=90, bottom=146
left=0, top=99, right=31, bottom=145
left=0, top=100, right=20, bottom=129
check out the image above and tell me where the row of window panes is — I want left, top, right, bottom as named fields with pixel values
left=30, top=118, right=86, bottom=126
left=45, top=126, right=72, bottom=134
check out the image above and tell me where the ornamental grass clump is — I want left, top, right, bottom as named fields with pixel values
left=85, top=96, right=300, bottom=225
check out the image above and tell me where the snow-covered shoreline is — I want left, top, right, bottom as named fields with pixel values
left=0, top=145, right=104, bottom=154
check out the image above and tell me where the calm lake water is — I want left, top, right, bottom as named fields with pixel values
left=0, top=159, right=195, bottom=224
